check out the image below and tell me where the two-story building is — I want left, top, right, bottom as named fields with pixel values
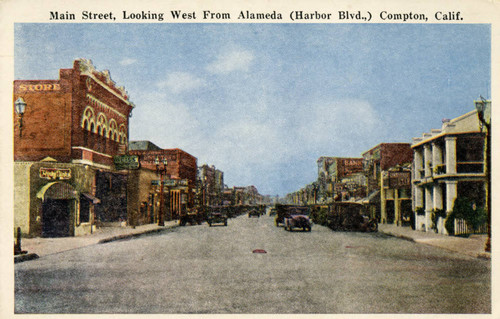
left=14, top=59, right=134, bottom=237
left=411, top=109, right=485, bottom=233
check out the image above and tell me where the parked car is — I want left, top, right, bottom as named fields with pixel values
left=283, top=206, right=312, bottom=232
left=206, top=206, right=228, bottom=227
left=179, top=207, right=204, bottom=226
left=269, top=207, right=277, bottom=216
left=248, top=208, right=260, bottom=218
left=274, top=204, right=291, bottom=226
left=326, top=202, right=377, bottom=232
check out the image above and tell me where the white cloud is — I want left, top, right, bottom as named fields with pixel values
left=156, top=72, right=206, bottom=94
left=295, top=99, right=384, bottom=154
left=206, top=49, right=254, bottom=74
left=129, top=91, right=202, bottom=148
left=119, top=58, right=137, bottom=66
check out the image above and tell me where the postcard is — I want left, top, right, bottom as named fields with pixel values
left=1, top=0, right=498, bottom=317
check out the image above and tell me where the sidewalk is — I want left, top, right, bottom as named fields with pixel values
left=14, top=221, right=179, bottom=263
left=378, top=224, right=491, bottom=260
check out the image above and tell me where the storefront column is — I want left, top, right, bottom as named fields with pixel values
left=380, top=173, right=386, bottom=223
left=432, top=142, right=443, bottom=171
left=445, top=137, right=457, bottom=174
left=394, top=189, right=400, bottom=225
left=433, top=184, right=443, bottom=210
left=445, top=181, right=458, bottom=213
left=413, top=185, right=424, bottom=209
left=414, top=149, right=423, bottom=180
left=424, top=144, right=432, bottom=177
left=425, top=187, right=433, bottom=231
left=445, top=181, right=458, bottom=235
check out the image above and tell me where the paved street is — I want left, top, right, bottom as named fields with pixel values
left=15, top=214, right=491, bottom=314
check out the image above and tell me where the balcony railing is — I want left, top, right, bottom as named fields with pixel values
left=415, top=161, right=484, bottom=182
left=457, top=162, right=484, bottom=174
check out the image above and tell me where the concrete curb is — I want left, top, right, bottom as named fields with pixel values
left=14, top=253, right=39, bottom=263
left=380, top=231, right=416, bottom=242
left=14, top=223, right=180, bottom=263
left=98, top=224, right=179, bottom=244
left=379, top=229, right=491, bottom=260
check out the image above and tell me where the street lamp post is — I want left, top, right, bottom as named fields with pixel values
left=155, top=157, right=168, bottom=226
left=15, top=97, right=27, bottom=137
left=475, top=97, right=491, bottom=252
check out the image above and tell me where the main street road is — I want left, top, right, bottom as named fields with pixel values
left=15, top=214, right=491, bottom=314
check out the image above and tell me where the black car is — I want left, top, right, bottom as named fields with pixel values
left=248, top=209, right=260, bottom=218
left=327, top=202, right=377, bottom=232
left=206, top=206, right=228, bottom=227
left=283, top=206, right=312, bottom=232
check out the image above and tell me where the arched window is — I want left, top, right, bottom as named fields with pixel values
left=96, top=113, right=109, bottom=137
left=81, top=106, right=96, bottom=132
left=109, top=119, right=118, bottom=142
left=118, top=124, right=127, bottom=144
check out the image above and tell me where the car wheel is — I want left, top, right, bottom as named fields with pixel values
left=224, top=220, right=227, bottom=226
left=307, top=226, right=311, bottom=232
left=208, top=222, right=212, bottom=227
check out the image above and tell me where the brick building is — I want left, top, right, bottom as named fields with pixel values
left=362, top=143, right=414, bottom=222
left=13, top=59, right=134, bottom=237
left=316, top=157, right=364, bottom=203
left=129, top=146, right=197, bottom=220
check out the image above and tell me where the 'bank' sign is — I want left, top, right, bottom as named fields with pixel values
left=40, top=168, right=71, bottom=180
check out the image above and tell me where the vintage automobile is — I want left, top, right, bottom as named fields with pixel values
left=274, top=204, right=291, bottom=226
left=283, top=206, right=312, bottom=232
left=248, top=208, right=260, bottom=218
left=268, top=207, right=277, bottom=216
left=179, top=207, right=204, bottom=226
left=326, top=202, right=378, bottom=232
left=206, top=206, right=228, bottom=227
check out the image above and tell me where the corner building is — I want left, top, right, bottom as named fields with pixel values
left=411, top=109, right=485, bottom=234
left=14, top=59, right=134, bottom=237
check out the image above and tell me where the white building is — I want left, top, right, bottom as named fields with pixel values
left=411, top=109, right=485, bottom=234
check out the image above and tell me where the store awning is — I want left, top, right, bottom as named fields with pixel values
left=358, top=190, right=381, bottom=204
left=36, top=182, right=78, bottom=201
left=82, top=193, right=101, bottom=204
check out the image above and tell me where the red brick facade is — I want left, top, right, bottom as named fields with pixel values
left=129, top=148, right=197, bottom=184
left=14, top=59, right=134, bottom=168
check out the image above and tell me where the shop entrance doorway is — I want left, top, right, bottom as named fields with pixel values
left=42, top=199, right=71, bottom=237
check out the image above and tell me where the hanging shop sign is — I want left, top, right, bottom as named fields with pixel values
left=114, top=155, right=139, bottom=170
left=388, top=171, right=411, bottom=189
left=39, top=167, right=71, bottom=180
left=151, top=179, right=189, bottom=187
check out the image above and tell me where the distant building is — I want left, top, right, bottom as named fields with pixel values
left=316, top=157, right=363, bottom=203
left=128, top=140, right=161, bottom=151
left=198, top=164, right=224, bottom=206
left=362, top=143, right=413, bottom=222
left=129, top=147, right=197, bottom=221
left=411, top=109, right=485, bottom=234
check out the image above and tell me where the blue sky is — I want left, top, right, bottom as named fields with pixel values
left=15, top=23, right=490, bottom=196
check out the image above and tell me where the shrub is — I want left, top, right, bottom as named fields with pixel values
left=431, top=209, right=446, bottom=232
left=450, top=197, right=487, bottom=233
left=445, top=212, right=455, bottom=235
